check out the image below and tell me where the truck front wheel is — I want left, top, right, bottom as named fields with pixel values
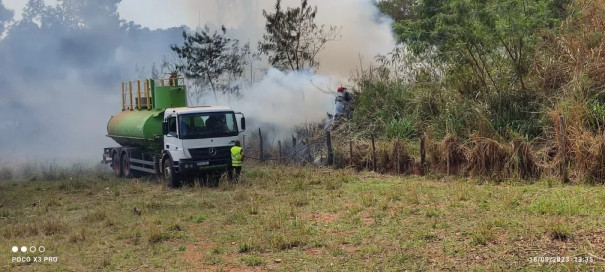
left=163, top=157, right=181, bottom=188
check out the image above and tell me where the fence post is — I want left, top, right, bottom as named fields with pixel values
left=420, top=132, right=426, bottom=176
left=278, top=140, right=282, bottom=164
left=326, top=131, right=334, bottom=166
left=396, top=138, right=401, bottom=174
left=559, top=115, right=568, bottom=183
left=259, top=128, right=264, bottom=163
left=371, top=134, right=377, bottom=172
left=349, top=140, right=353, bottom=166
left=446, top=140, right=450, bottom=176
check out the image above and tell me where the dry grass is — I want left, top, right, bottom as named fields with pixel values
left=508, top=139, right=541, bottom=180
left=588, top=141, right=605, bottom=184
left=335, top=138, right=414, bottom=174
left=428, top=135, right=468, bottom=175
left=534, top=0, right=605, bottom=98
left=528, top=0, right=605, bottom=183
left=544, top=110, right=605, bottom=183
left=0, top=165, right=604, bottom=270
left=467, top=135, right=511, bottom=178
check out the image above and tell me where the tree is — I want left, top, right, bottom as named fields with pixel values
left=171, top=26, right=251, bottom=101
left=376, top=0, right=416, bottom=22
left=259, top=0, right=340, bottom=71
left=384, top=0, right=566, bottom=138
left=392, top=0, right=560, bottom=93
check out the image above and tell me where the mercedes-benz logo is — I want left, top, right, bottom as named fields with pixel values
left=208, top=148, right=217, bottom=156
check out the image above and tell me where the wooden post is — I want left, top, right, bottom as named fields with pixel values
left=446, top=140, right=450, bottom=175
left=305, top=138, right=313, bottom=163
left=326, top=131, right=334, bottom=166
left=278, top=140, right=282, bottom=164
left=396, top=138, right=401, bottom=174
left=420, top=132, right=426, bottom=176
left=259, top=128, right=264, bottom=163
left=559, top=115, right=568, bottom=183
left=371, top=134, right=377, bottom=172
left=349, top=140, right=353, bottom=166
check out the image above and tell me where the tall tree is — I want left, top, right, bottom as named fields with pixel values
left=376, top=0, right=416, bottom=22
left=393, top=0, right=560, bottom=93
left=259, top=0, right=340, bottom=71
left=171, top=26, right=250, bottom=101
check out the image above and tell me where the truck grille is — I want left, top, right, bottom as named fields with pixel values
left=188, top=146, right=231, bottom=162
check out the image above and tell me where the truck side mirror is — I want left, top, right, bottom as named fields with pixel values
left=240, top=117, right=246, bottom=131
left=162, top=121, right=168, bottom=135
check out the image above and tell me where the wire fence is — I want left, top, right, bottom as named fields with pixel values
left=242, top=127, right=428, bottom=175
left=242, top=116, right=583, bottom=184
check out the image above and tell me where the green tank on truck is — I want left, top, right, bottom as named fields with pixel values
left=102, top=77, right=246, bottom=187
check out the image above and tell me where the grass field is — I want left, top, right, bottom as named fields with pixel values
left=0, top=165, right=604, bottom=271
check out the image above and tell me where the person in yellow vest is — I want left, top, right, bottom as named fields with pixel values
left=229, top=140, right=244, bottom=181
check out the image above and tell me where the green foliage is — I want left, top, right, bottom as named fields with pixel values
left=485, top=90, right=544, bottom=139
left=429, top=94, right=478, bottom=139
left=588, top=94, right=605, bottom=130
left=241, top=255, right=266, bottom=266
left=375, top=0, right=416, bottom=22
left=171, top=27, right=250, bottom=99
left=352, top=79, right=417, bottom=138
left=192, top=214, right=206, bottom=223
left=353, top=0, right=568, bottom=141
left=391, top=0, right=561, bottom=98
left=385, top=118, right=416, bottom=139
left=259, top=0, right=339, bottom=71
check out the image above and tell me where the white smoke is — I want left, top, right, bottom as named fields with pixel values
left=119, top=0, right=396, bottom=78
left=120, top=0, right=396, bottom=141
left=207, top=68, right=334, bottom=142
left=0, top=0, right=183, bottom=162
left=0, top=0, right=396, bottom=162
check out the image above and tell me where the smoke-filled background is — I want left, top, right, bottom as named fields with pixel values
left=0, top=0, right=395, bottom=163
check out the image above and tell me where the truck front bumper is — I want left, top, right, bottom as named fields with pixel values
left=178, top=159, right=230, bottom=174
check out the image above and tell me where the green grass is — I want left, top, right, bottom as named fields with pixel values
left=0, top=166, right=603, bottom=270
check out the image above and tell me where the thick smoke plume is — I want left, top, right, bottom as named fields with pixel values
left=207, top=68, right=334, bottom=143
left=120, top=0, right=396, bottom=77
left=0, top=0, right=182, bottom=163
left=120, top=0, right=396, bottom=141
left=0, top=0, right=395, bottom=164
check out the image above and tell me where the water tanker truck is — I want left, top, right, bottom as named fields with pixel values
left=102, top=77, right=245, bottom=187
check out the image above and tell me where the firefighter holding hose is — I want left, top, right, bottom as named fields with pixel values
left=335, top=86, right=353, bottom=120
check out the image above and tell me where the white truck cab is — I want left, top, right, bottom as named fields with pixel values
left=161, top=106, right=245, bottom=182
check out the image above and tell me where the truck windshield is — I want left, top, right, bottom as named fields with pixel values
left=178, top=112, right=238, bottom=139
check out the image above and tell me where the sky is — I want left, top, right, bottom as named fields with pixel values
left=0, top=0, right=396, bottom=163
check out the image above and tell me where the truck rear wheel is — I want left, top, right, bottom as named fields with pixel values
left=122, top=152, right=134, bottom=178
left=163, top=157, right=180, bottom=188
left=112, top=151, right=123, bottom=177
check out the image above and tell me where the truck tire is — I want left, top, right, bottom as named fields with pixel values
left=112, top=151, right=123, bottom=177
left=122, top=152, right=135, bottom=178
left=163, top=157, right=180, bottom=188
